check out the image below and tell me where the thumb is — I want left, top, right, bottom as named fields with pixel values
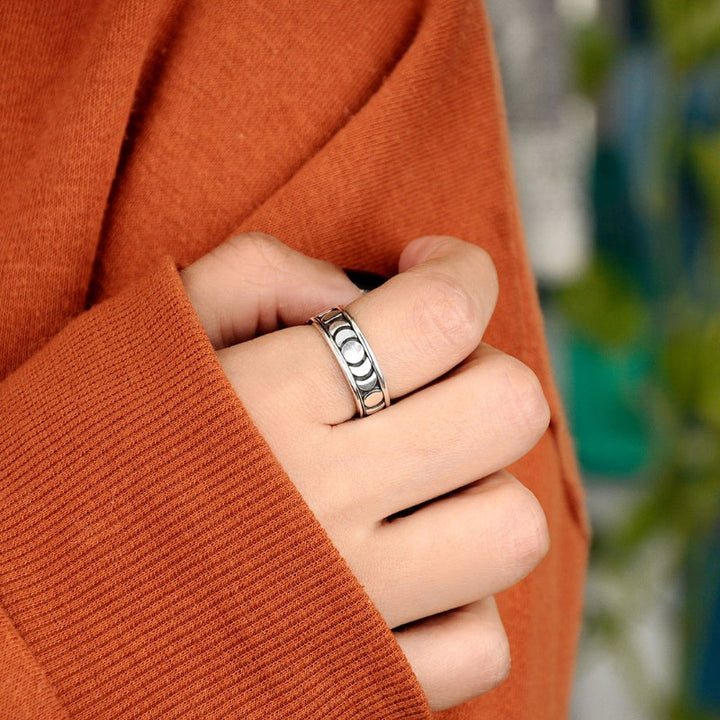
left=181, top=232, right=362, bottom=349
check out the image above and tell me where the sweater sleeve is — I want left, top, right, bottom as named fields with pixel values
left=0, top=258, right=431, bottom=719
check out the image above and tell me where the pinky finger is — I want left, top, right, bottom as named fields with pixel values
left=394, top=597, right=510, bottom=712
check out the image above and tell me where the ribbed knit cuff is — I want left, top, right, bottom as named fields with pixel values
left=0, top=258, right=430, bottom=719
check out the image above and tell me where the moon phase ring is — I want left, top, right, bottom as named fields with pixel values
left=309, top=307, right=390, bottom=417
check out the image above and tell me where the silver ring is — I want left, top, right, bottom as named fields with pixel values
left=309, top=306, right=390, bottom=417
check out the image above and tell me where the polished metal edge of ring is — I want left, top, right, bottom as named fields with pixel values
left=309, top=306, right=390, bottom=417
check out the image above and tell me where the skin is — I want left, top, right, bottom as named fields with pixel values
left=181, top=232, right=551, bottom=712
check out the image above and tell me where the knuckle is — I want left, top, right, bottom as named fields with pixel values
left=412, top=271, right=480, bottom=354
left=234, top=230, right=281, bottom=248
left=435, top=238, right=499, bottom=316
left=223, top=231, right=286, bottom=268
left=496, top=357, right=551, bottom=439
left=465, top=243, right=499, bottom=296
left=478, top=623, right=511, bottom=689
left=501, top=480, right=551, bottom=572
left=417, top=235, right=496, bottom=272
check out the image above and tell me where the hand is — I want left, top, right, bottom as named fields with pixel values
left=181, top=232, right=550, bottom=711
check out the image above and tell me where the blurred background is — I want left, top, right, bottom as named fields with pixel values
left=485, top=0, right=720, bottom=718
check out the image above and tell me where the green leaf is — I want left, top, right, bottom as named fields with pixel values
left=573, top=21, right=619, bottom=97
left=558, top=258, right=649, bottom=347
left=651, top=0, right=720, bottom=72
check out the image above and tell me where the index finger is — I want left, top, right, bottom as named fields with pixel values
left=343, top=236, right=497, bottom=400
left=223, top=236, right=498, bottom=427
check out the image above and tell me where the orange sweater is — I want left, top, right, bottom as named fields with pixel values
left=0, top=1, right=589, bottom=718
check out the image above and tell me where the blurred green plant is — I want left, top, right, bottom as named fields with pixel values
left=690, top=132, right=720, bottom=285
left=573, top=20, right=620, bottom=97
left=561, top=1, right=720, bottom=717
left=559, top=258, right=648, bottom=347
left=652, top=0, right=720, bottom=73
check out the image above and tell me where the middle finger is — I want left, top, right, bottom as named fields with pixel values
left=329, top=344, right=550, bottom=519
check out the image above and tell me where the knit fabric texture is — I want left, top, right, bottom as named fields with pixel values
left=0, top=0, right=589, bottom=718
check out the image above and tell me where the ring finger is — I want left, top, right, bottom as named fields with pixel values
left=330, top=344, right=550, bottom=519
